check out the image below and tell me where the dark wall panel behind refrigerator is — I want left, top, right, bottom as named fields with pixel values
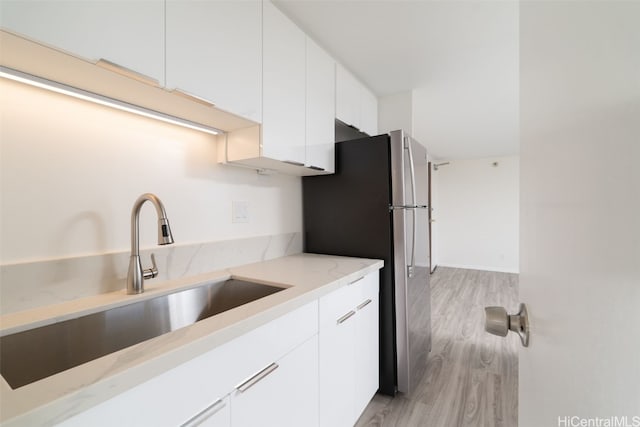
left=303, top=135, right=397, bottom=396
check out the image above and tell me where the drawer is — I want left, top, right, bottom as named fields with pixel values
left=58, top=301, right=318, bottom=427
left=319, top=273, right=375, bottom=328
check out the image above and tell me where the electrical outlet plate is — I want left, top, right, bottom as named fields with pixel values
left=232, top=201, right=249, bottom=223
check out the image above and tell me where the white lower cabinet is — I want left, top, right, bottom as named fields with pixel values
left=231, top=336, right=319, bottom=427
left=319, top=272, right=380, bottom=427
left=354, top=276, right=380, bottom=417
left=55, top=273, right=379, bottom=427
left=319, top=284, right=358, bottom=426
left=184, top=335, right=319, bottom=427
left=57, top=301, right=318, bottom=427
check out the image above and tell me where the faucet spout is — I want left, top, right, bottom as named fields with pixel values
left=127, top=193, right=174, bottom=294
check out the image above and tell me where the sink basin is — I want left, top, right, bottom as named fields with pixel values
left=0, top=279, right=284, bottom=389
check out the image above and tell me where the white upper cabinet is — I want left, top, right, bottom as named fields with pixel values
left=305, top=38, right=336, bottom=173
left=165, top=1, right=262, bottom=123
left=336, top=63, right=378, bottom=136
left=336, top=63, right=361, bottom=130
left=360, top=86, right=379, bottom=136
left=0, top=0, right=164, bottom=86
left=2, top=0, right=348, bottom=175
left=261, top=0, right=306, bottom=165
left=220, top=1, right=335, bottom=176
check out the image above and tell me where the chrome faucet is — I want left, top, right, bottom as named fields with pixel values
left=127, top=193, right=174, bottom=294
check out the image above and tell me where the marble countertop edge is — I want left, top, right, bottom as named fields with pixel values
left=0, top=253, right=383, bottom=426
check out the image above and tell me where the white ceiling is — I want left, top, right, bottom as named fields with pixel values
left=274, top=0, right=519, bottom=160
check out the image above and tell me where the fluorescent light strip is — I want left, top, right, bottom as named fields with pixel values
left=0, top=66, right=222, bottom=135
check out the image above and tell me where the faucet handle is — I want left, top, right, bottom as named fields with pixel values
left=143, top=253, right=159, bottom=280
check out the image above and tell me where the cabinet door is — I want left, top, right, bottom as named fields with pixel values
left=262, top=0, right=306, bottom=165
left=335, top=63, right=360, bottom=130
left=305, top=37, right=335, bottom=173
left=360, top=86, right=379, bottom=136
left=232, top=336, right=319, bottom=427
left=166, top=1, right=262, bottom=123
left=354, top=274, right=380, bottom=417
left=318, top=284, right=360, bottom=427
left=55, top=356, right=231, bottom=427
left=0, top=0, right=164, bottom=86
left=56, top=302, right=318, bottom=427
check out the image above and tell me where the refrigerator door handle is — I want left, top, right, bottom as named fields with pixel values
left=405, top=136, right=418, bottom=278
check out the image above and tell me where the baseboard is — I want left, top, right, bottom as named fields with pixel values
left=437, top=263, right=519, bottom=274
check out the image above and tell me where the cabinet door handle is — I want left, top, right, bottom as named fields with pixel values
left=307, top=165, right=325, bottom=171
left=180, top=398, right=226, bottom=427
left=337, top=310, right=356, bottom=325
left=171, top=88, right=216, bottom=107
left=283, top=160, right=304, bottom=167
left=349, top=276, right=364, bottom=285
left=96, top=58, right=160, bottom=87
left=357, top=299, right=372, bottom=310
left=235, top=362, right=279, bottom=393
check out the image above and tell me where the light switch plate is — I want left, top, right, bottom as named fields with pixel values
left=232, top=201, right=249, bottom=223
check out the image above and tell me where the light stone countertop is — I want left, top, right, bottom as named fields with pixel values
left=0, top=253, right=383, bottom=427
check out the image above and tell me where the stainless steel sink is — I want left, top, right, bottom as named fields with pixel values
left=0, top=279, right=284, bottom=389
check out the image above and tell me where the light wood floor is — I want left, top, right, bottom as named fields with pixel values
left=355, top=267, right=519, bottom=427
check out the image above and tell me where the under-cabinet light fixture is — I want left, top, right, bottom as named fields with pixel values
left=0, top=66, right=222, bottom=135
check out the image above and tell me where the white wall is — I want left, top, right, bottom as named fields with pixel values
left=409, top=5, right=519, bottom=161
left=429, top=160, right=440, bottom=270
left=377, top=91, right=412, bottom=135
left=379, top=89, right=519, bottom=273
left=0, top=79, right=302, bottom=264
left=434, top=156, right=519, bottom=273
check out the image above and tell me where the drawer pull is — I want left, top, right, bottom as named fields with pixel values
left=349, top=276, right=364, bottom=285
left=307, top=165, right=325, bottom=171
left=236, top=362, right=279, bottom=393
left=96, top=58, right=159, bottom=87
left=357, top=299, right=373, bottom=310
left=181, top=398, right=226, bottom=427
left=171, top=88, right=215, bottom=107
left=337, top=310, right=356, bottom=325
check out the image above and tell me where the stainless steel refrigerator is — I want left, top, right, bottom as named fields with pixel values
left=303, top=129, right=431, bottom=396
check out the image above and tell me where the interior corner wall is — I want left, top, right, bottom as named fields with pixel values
left=377, top=91, right=412, bottom=135
left=434, top=156, right=519, bottom=273
left=0, top=79, right=302, bottom=264
left=429, top=159, right=440, bottom=270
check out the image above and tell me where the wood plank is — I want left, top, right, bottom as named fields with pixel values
left=355, top=267, right=519, bottom=426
